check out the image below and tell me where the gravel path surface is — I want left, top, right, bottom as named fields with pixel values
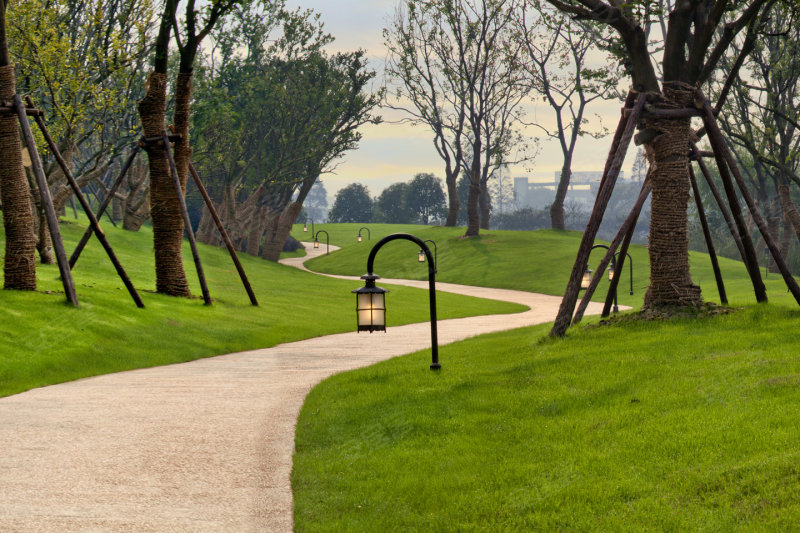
left=0, top=243, right=607, bottom=532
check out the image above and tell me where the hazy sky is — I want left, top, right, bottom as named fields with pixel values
left=284, top=0, right=636, bottom=199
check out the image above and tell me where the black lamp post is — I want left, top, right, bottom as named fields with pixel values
left=417, top=239, right=437, bottom=273
left=303, top=219, right=315, bottom=236
left=313, top=229, right=329, bottom=255
left=354, top=233, right=441, bottom=370
left=584, top=244, right=635, bottom=313
left=357, top=226, right=371, bottom=243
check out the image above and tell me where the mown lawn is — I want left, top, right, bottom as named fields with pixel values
left=293, top=304, right=800, bottom=530
left=302, top=224, right=798, bottom=309
left=0, top=220, right=524, bottom=397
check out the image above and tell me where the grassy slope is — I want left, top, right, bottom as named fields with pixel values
left=0, top=220, right=524, bottom=398
left=294, top=305, right=800, bottom=530
left=302, top=224, right=798, bottom=308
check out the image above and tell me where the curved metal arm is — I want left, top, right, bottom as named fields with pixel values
left=616, top=251, right=634, bottom=295
left=358, top=227, right=371, bottom=241
left=366, top=233, right=439, bottom=369
left=315, top=229, right=330, bottom=255
left=422, top=239, right=437, bottom=273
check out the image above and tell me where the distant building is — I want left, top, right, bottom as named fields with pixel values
left=513, top=170, right=626, bottom=211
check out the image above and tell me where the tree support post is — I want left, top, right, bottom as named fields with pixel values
left=69, top=145, right=140, bottom=268
left=13, top=95, right=79, bottom=306
left=188, top=161, right=258, bottom=306
left=161, top=131, right=212, bottom=305
left=29, top=102, right=144, bottom=308
left=550, top=92, right=646, bottom=337
left=699, top=94, right=800, bottom=306
left=688, top=163, right=727, bottom=305
left=572, top=178, right=650, bottom=324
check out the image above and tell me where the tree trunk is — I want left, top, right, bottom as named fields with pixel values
left=196, top=203, right=218, bottom=245
left=139, top=71, right=190, bottom=296
left=643, top=82, right=702, bottom=309
left=0, top=64, right=37, bottom=289
left=445, top=168, right=459, bottom=226
left=778, top=183, right=800, bottom=245
left=122, top=159, right=150, bottom=232
left=261, top=201, right=303, bottom=262
left=479, top=179, right=490, bottom=230
left=766, top=196, right=781, bottom=274
left=550, top=163, right=572, bottom=230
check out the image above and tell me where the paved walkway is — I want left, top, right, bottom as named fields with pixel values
left=0, top=243, right=607, bottom=532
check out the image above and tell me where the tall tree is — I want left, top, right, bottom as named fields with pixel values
left=385, top=0, right=530, bottom=235
left=544, top=0, right=779, bottom=310
left=405, top=172, right=446, bottom=224
left=515, top=1, right=621, bottom=230
left=375, top=182, right=414, bottom=223
left=138, top=0, right=238, bottom=296
left=328, top=183, right=373, bottom=223
left=0, top=0, right=36, bottom=289
left=385, top=1, right=467, bottom=226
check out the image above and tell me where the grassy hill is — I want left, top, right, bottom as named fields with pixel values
left=0, top=219, right=524, bottom=397
left=298, top=223, right=798, bottom=309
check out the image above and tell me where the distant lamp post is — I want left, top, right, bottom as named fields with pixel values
left=586, top=243, right=635, bottom=313
left=358, top=226, right=371, bottom=243
left=303, top=219, right=315, bottom=235
left=354, top=233, right=441, bottom=370
left=352, top=274, right=388, bottom=332
left=417, top=239, right=437, bottom=273
left=314, top=229, right=329, bottom=255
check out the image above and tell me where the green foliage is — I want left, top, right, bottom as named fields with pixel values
left=374, top=182, right=414, bottom=224
left=328, top=183, right=374, bottom=223
left=0, top=218, right=523, bottom=398
left=405, top=172, right=446, bottom=224
left=294, top=305, right=800, bottom=530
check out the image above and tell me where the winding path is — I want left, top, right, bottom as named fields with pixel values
left=0, top=243, right=607, bottom=532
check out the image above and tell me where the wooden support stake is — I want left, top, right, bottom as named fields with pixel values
left=29, top=101, right=144, bottom=308
left=692, top=146, right=748, bottom=262
left=70, top=146, right=140, bottom=268
left=572, top=178, right=651, bottom=324
left=600, top=180, right=652, bottom=318
left=550, top=91, right=646, bottom=337
left=162, top=131, right=212, bottom=306
left=188, top=161, right=258, bottom=306
left=689, top=164, right=727, bottom=304
left=700, top=95, right=800, bottom=306
left=13, top=94, right=79, bottom=307
left=0, top=105, right=44, bottom=116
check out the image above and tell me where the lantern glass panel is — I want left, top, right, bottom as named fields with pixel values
left=358, top=235, right=362, bottom=242
left=608, top=266, right=614, bottom=281
left=313, top=240, right=319, bottom=248
left=418, top=250, right=425, bottom=262
left=581, top=270, right=592, bottom=290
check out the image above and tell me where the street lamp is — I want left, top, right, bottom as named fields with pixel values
left=303, top=219, right=315, bottom=236
left=417, top=239, right=437, bottom=273
left=585, top=244, right=635, bottom=313
left=581, top=267, right=593, bottom=290
left=314, top=229, right=329, bottom=255
left=354, top=233, right=441, bottom=370
left=352, top=274, right=388, bottom=332
left=357, top=226, right=371, bottom=243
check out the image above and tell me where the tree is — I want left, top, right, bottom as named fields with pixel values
left=405, top=172, right=446, bottom=224
left=328, top=183, right=373, bottom=223
left=515, top=1, right=620, bottom=230
left=303, top=180, right=329, bottom=223
left=385, top=0, right=530, bottom=236
left=384, top=1, right=467, bottom=226
left=138, top=0, right=238, bottom=297
left=544, top=0, right=780, bottom=310
left=375, top=182, right=414, bottom=223
left=0, top=0, right=36, bottom=289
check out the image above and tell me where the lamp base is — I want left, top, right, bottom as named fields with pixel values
left=429, top=363, right=441, bottom=370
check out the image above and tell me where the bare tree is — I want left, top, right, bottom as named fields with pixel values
left=516, top=0, right=621, bottom=230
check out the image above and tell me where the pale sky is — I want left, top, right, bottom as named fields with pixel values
left=284, top=0, right=638, bottom=199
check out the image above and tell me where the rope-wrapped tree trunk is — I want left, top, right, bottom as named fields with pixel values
left=642, top=82, right=701, bottom=309
left=138, top=71, right=191, bottom=296
left=0, top=65, right=36, bottom=289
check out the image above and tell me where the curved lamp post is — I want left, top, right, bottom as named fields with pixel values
left=313, top=229, right=329, bottom=255
left=303, top=219, right=315, bottom=236
left=353, top=233, right=440, bottom=370
left=357, top=226, right=371, bottom=243
left=582, top=244, right=634, bottom=313
left=417, top=239, right=437, bottom=273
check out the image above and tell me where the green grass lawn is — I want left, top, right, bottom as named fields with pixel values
left=0, top=219, right=524, bottom=398
left=302, top=224, right=798, bottom=309
left=293, top=304, right=800, bottom=530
